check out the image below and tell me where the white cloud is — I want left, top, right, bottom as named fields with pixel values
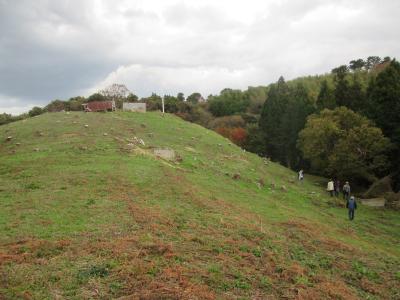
left=87, top=64, right=267, bottom=97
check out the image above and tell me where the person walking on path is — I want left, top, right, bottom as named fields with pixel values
left=343, top=181, right=351, bottom=201
left=327, top=179, right=334, bottom=197
left=334, top=179, right=341, bottom=197
left=346, top=196, right=357, bottom=220
left=298, top=170, right=304, bottom=183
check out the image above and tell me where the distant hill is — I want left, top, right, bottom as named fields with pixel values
left=0, top=112, right=399, bottom=299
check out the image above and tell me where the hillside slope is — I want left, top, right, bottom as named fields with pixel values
left=0, top=112, right=399, bottom=299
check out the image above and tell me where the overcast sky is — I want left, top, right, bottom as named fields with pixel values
left=1, top=0, right=399, bottom=114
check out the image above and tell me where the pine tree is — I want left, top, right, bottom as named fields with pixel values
left=367, top=60, right=400, bottom=190
left=332, top=65, right=351, bottom=107
left=316, top=80, right=335, bottom=110
left=347, top=76, right=365, bottom=113
left=368, top=60, right=400, bottom=141
left=259, top=76, right=290, bottom=163
left=281, top=84, right=315, bottom=168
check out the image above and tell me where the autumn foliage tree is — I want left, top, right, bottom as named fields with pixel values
left=215, top=126, right=247, bottom=146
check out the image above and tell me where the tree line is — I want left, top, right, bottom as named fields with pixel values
left=2, top=56, right=399, bottom=190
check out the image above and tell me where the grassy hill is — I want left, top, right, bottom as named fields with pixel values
left=0, top=112, right=399, bottom=299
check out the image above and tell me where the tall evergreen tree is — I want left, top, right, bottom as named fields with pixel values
left=367, top=60, right=400, bottom=141
left=316, top=80, right=335, bottom=110
left=332, top=65, right=351, bottom=107
left=259, top=76, right=290, bottom=163
left=366, top=56, right=381, bottom=70
left=260, top=79, right=315, bottom=168
left=347, top=76, right=365, bottom=113
left=349, top=59, right=365, bottom=71
left=367, top=60, right=400, bottom=190
left=281, top=83, right=315, bottom=168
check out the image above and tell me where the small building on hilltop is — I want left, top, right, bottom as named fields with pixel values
left=83, top=101, right=115, bottom=112
left=123, top=102, right=146, bottom=113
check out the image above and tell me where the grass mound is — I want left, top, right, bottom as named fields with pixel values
left=0, top=112, right=399, bottom=299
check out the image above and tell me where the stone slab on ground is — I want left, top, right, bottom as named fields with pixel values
left=154, top=149, right=175, bottom=160
left=360, top=198, right=386, bottom=207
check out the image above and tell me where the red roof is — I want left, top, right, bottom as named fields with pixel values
left=83, top=101, right=114, bottom=112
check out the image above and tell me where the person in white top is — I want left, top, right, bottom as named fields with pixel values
left=298, top=169, right=304, bottom=183
left=327, top=179, right=334, bottom=197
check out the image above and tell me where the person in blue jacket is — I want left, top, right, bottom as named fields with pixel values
left=346, top=196, right=357, bottom=220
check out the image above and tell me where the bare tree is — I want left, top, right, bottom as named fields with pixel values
left=99, top=84, right=131, bottom=109
left=100, top=84, right=130, bottom=99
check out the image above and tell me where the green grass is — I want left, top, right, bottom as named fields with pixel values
left=0, top=111, right=399, bottom=299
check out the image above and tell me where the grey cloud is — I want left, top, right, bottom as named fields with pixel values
left=0, top=0, right=399, bottom=114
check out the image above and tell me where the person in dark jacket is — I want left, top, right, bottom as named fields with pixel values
left=334, top=179, right=341, bottom=197
left=346, top=196, right=357, bottom=220
left=343, top=181, right=351, bottom=201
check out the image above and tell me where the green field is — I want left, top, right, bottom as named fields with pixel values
left=0, top=112, right=399, bottom=299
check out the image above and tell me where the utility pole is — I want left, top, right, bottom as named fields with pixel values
left=162, top=97, right=165, bottom=115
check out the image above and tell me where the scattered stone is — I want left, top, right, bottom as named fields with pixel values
left=79, top=146, right=88, bottom=151
left=66, top=112, right=70, bottom=115
left=84, top=124, right=89, bottom=128
left=218, top=144, right=222, bottom=147
left=15, top=143, right=21, bottom=146
left=191, top=137, right=195, bottom=140
left=175, top=155, right=183, bottom=163
left=56, top=120, right=61, bottom=123
left=281, top=185, right=287, bottom=192
left=140, top=123, right=146, bottom=128
left=34, top=148, right=40, bottom=152
left=103, top=133, right=108, bottom=136
left=6, top=136, right=12, bottom=141
left=154, top=149, right=175, bottom=160
left=232, top=173, right=241, bottom=180
left=131, top=136, right=145, bottom=146
left=310, top=191, right=316, bottom=195
left=127, top=143, right=135, bottom=148
left=147, top=133, right=154, bottom=137
left=258, top=178, right=265, bottom=187
left=72, top=121, right=77, bottom=124
left=289, top=179, right=295, bottom=184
